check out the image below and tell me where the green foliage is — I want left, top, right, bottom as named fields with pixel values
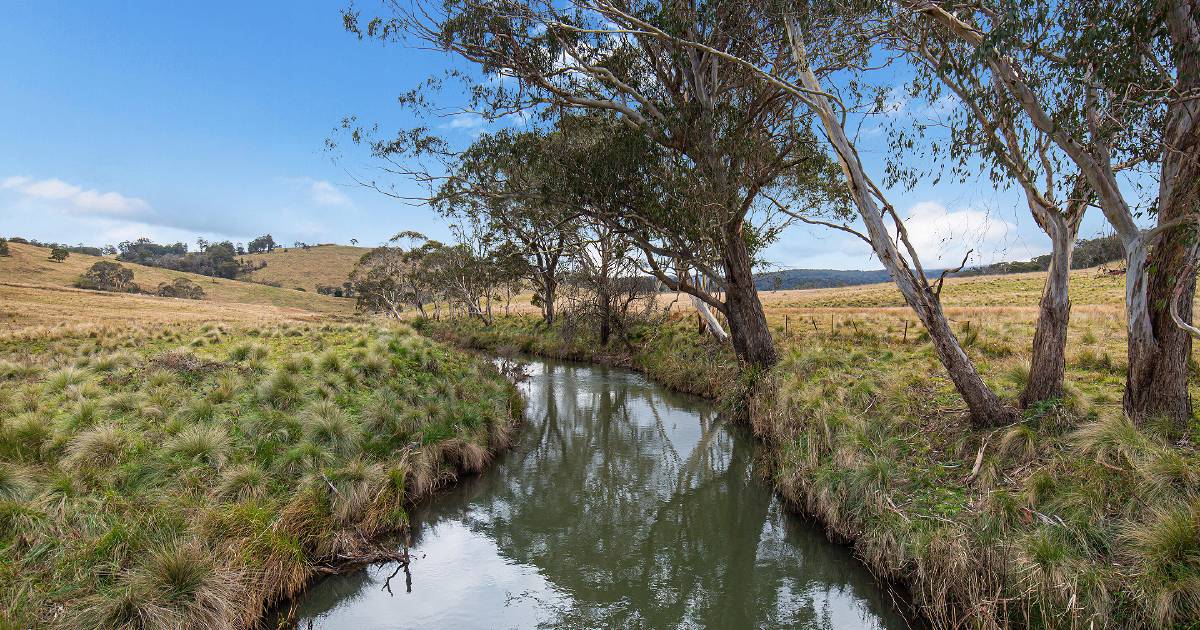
left=75, top=261, right=138, bottom=293
left=155, top=277, right=205, bottom=300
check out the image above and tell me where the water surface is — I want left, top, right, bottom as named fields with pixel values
left=286, top=358, right=908, bottom=629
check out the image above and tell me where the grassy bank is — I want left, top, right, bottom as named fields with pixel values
left=0, top=321, right=521, bottom=628
left=420, top=314, right=1200, bottom=629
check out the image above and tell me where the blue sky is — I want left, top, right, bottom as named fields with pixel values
left=1, top=1, right=1115, bottom=270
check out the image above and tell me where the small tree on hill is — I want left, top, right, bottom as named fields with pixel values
left=247, top=234, right=277, bottom=254
left=0, top=238, right=9, bottom=257
left=76, top=261, right=137, bottom=292
left=156, top=277, right=206, bottom=300
left=49, top=247, right=69, bottom=262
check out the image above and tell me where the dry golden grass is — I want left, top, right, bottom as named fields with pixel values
left=757, top=266, right=1126, bottom=309
left=239, top=244, right=368, bottom=292
left=0, top=242, right=354, bottom=328
left=0, top=283, right=333, bottom=335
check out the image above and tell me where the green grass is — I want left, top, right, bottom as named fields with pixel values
left=0, top=320, right=520, bottom=628
left=421, top=314, right=1200, bottom=628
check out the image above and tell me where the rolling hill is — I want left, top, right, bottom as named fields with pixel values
left=0, top=241, right=355, bottom=331
left=239, top=244, right=368, bottom=293
left=755, top=268, right=900, bottom=290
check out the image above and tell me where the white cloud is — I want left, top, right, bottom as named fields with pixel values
left=769, top=200, right=1041, bottom=271
left=445, top=113, right=486, bottom=130
left=0, top=175, right=150, bottom=215
left=899, top=201, right=1021, bottom=266
left=308, top=180, right=351, bottom=207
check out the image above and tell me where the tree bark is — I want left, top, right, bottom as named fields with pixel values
left=720, top=222, right=778, bottom=368
left=600, top=306, right=611, bottom=346
left=1021, top=215, right=1077, bottom=406
left=1126, top=4, right=1199, bottom=429
left=542, top=275, right=557, bottom=325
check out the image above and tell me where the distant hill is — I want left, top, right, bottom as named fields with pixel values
left=0, top=241, right=353, bottom=316
left=755, top=268, right=939, bottom=291
left=756, top=236, right=1124, bottom=291
left=239, top=244, right=368, bottom=293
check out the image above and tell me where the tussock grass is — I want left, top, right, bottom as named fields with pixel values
left=0, top=321, right=521, bottom=628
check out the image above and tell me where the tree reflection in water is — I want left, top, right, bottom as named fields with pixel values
left=285, top=359, right=909, bottom=629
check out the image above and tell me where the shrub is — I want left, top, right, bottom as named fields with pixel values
left=0, top=237, right=9, bottom=256
left=75, top=261, right=138, bottom=293
left=156, top=277, right=206, bottom=300
left=49, top=246, right=70, bottom=262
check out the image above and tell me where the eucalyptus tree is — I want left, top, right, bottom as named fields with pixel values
left=436, top=130, right=580, bottom=325
left=551, top=112, right=843, bottom=364
left=882, top=14, right=1096, bottom=406
left=428, top=217, right=523, bottom=324
left=351, top=231, right=442, bottom=318
left=565, top=220, right=660, bottom=346
left=904, top=0, right=1199, bottom=427
left=533, top=3, right=1015, bottom=425
left=344, top=0, right=848, bottom=368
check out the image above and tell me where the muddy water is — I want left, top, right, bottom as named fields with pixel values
left=284, top=358, right=909, bottom=629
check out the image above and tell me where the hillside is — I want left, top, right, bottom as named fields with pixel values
left=755, top=267, right=902, bottom=290
left=758, top=266, right=1127, bottom=310
left=0, top=242, right=354, bottom=330
left=239, top=244, right=368, bottom=292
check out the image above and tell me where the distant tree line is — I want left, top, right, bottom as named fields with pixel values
left=5, top=236, right=109, bottom=257
left=956, top=235, right=1125, bottom=277
left=115, top=238, right=265, bottom=279
left=316, top=282, right=356, bottom=298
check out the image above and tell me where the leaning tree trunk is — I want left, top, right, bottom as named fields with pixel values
left=786, top=15, right=1014, bottom=427
left=689, top=294, right=729, bottom=342
left=720, top=222, right=778, bottom=368
left=1126, top=10, right=1199, bottom=431
left=918, top=296, right=1017, bottom=426
left=1021, top=214, right=1078, bottom=407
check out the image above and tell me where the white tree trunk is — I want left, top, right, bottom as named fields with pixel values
left=689, top=293, right=729, bottom=342
left=785, top=16, right=1014, bottom=427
